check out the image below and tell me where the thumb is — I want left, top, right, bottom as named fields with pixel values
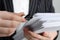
left=42, top=32, right=50, bottom=37
left=15, top=12, right=25, bottom=17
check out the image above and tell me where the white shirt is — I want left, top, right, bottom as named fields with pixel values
left=13, top=0, right=29, bottom=17
left=13, top=0, right=29, bottom=40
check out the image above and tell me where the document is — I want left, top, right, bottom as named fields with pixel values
left=14, top=13, right=60, bottom=40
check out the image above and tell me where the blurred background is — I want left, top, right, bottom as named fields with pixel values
left=53, top=0, right=60, bottom=40
left=53, top=0, right=60, bottom=13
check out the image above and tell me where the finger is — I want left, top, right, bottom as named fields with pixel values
left=0, top=34, right=9, bottom=37
left=0, top=11, right=15, bottom=20
left=24, top=27, right=32, bottom=40
left=0, top=27, right=16, bottom=36
left=43, top=32, right=57, bottom=40
left=24, top=30, right=33, bottom=40
left=14, top=12, right=25, bottom=17
left=24, top=32, right=31, bottom=40
left=27, top=31, right=50, bottom=40
left=24, top=32, right=39, bottom=40
left=23, top=28, right=47, bottom=40
left=0, top=11, right=26, bottom=22
left=12, top=15, right=26, bottom=22
left=0, top=19, right=20, bottom=28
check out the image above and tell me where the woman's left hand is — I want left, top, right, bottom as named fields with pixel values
left=24, top=28, right=57, bottom=40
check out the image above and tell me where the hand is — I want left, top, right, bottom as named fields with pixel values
left=24, top=28, right=57, bottom=40
left=0, top=11, right=26, bottom=37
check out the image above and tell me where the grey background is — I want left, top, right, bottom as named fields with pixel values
left=53, top=0, right=60, bottom=13
left=53, top=0, right=60, bottom=40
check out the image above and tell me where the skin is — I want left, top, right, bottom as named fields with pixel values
left=0, top=11, right=57, bottom=40
left=0, top=11, right=26, bottom=37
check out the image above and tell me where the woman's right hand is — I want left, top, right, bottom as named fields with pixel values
left=0, top=11, right=26, bottom=37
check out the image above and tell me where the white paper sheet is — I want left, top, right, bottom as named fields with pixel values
left=14, top=13, right=60, bottom=40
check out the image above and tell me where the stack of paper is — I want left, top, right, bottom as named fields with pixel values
left=14, top=13, right=60, bottom=40
left=24, top=13, right=60, bottom=33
